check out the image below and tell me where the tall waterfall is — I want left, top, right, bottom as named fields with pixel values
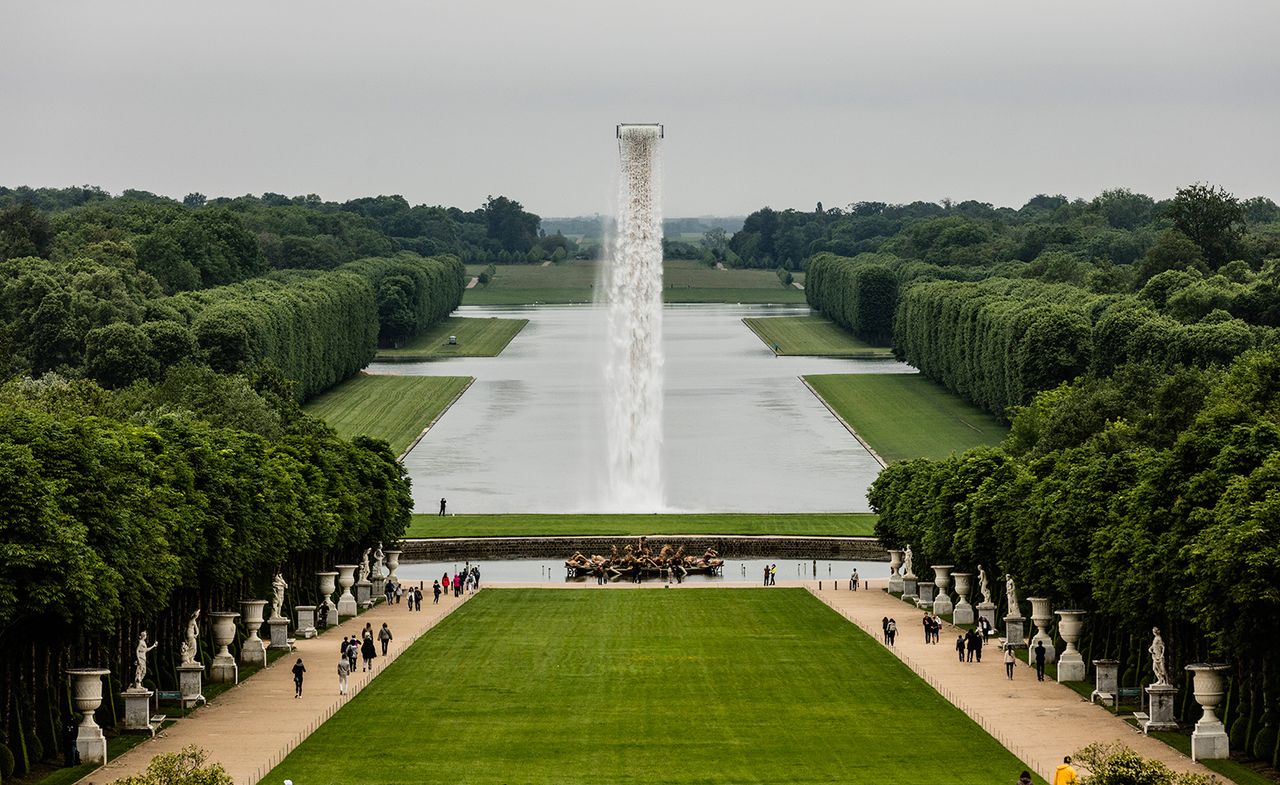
left=603, top=124, right=664, bottom=510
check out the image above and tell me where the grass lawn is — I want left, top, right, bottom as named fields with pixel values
left=303, top=374, right=471, bottom=455
left=405, top=512, right=877, bottom=538
left=374, top=316, right=528, bottom=361
left=805, top=374, right=1007, bottom=462
left=743, top=315, right=893, bottom=358
left=463, top=260, right=805, bottom=305
left=264, top=589, right=1036, bottom=785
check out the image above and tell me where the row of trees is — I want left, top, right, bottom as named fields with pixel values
left=0, top=371, right=413, bottom=778
left=870, top=352, right=1280, bottom=767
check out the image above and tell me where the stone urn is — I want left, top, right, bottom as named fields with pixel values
left=930, top=565, right=954, bottom=616
left=385, top=551, right=402, bottom=584
left=209, top=611, right=240, bottom=684
left=335, top=564, right=359, bottom=617
left=240, top=599, right=268, bottom=666
left=317, top=571, right=339, bottom=627
left=886, top=549, right=904, bottom=594
left=1027, top=597, right=1055, bottom=662
left=951, top=572, right=974, bottom=625
left=66, top=668, right=110, bottom=764
left=1054, top=610, right=1087, bottom=682
left=1186, top=663, right=1231, bottom=760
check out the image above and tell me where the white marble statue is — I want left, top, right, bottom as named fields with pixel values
left=271, top=572, right=288, bottom=620
left=180, top=609, right=200, bottom=665
left=360, top=548, right=372, bottom=582
left=1149, top=627, right=1170, bottom=685
left=1004, top=573, right=1019, bottom=616
left=373, top=542, right=385, bottom=578
left=901, top=545, right=914, bottom=577
left=133, top=631, right=158, bottom=690
left=977, top=565, right=991, bottom=605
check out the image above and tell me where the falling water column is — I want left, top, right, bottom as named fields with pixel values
left=604, top=124, right=664, bottom=510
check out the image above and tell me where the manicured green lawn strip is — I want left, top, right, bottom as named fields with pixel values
left=264, top=590, right=1035, bottom=785
left=743, top=315, right=894, bottom=357
left=405, top=512, right=877, bottom=538
left=462, top=260, right=803, bottom=305
left=303, top=374, right=471, bottom=455
left=374, top=316, right=528, bottom=359
left=805, top=374, right=1007, bottom=462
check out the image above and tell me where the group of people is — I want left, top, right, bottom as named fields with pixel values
left=441, top=564, right=480, bottom=596
left=761, top=564, right=778, bottom=585
left=880, top=616, right=898, bottom=646
left=335, top=621, right=395, bottom=695
left=954, top=628, right=986, bottom=662
left=921, top=612, right=944, bottom=643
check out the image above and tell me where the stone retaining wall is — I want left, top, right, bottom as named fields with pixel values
left=400, top=535, right=887, bottom=562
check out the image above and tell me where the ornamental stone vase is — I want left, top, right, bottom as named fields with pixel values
left=385, top=551, right=402, bottom=584
left=886, top=549, right=904, bottom=594
left=951, top=572, right=974, bottom=625
left=66, top=668, right=110, bottom=764
left=1186, top=664, right=1231, bottom=760
left=930, top=565, right=954, bottom=616
left=317, top=571, right=339, bottom=628
left=1091, top=659, right=1119, bottom=706
left=209, top=612, right=239, bottom=684
left=240, top=599, right=267, bottom=666
left=1054, top=610, right=1087, bottom=682
left=335, top=564, right=359, bottom=617
left=1027, top=597, right=1056, bottom=662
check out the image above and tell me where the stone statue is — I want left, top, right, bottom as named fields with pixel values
left=180, top=609, right=200, bottom=664
left=373, top=542, right=385, bottom=578
left=132, top=631, right=158, bottom=690
left=1004, top=574, right=1019, bottom=616
left=271, top=572, right=288, bottom=620
left=977, top=565, right=991, bottom=605
left=360, top=548, right=372, bottom=582
left=1149, top=627, right=1170, bottom=685
left=901, top=545, right=914, bottom=577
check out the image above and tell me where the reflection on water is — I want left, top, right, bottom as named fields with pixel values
left=396, top=558, right=888, bottom=585
left=377, top=304, right=914, bottom=514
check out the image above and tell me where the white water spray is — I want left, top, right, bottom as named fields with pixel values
left=603, top=124, right=664, bottom=510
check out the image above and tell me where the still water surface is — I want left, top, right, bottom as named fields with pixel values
left=371, top=304, right=913, bottom=514
left=396, top=557, right=888, bottom=585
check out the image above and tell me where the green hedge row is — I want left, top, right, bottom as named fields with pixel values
left=804, top=253, right=898, bottom=344
left=341, top=253, right=466, bottom=347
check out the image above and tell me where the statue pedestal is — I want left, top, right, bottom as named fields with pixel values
left=952, top=599, right=974, bottom=626
left=1092, top=659, right=1119, bottom=705
left=1004, top=615, right=1026, bottom=645
left=887, top=574, right=904, bottom=595
left=902, top=576, right=918, bottom=601
left=121, top=689, right=153, bottom=731
left=240, top=638, right=266, bottom=666
left=355, top=580, right=373, bottom=609
left=1192, top=719, right=1229, bottom=760
left=917, top=582, right=935, bottom=604
left=933, top=593, right=953, bottom=617
left=77, top=725, right=106, bottom=765
left=177, top=663, right=205, bottom=708
left=209, top=655, right=238, bottom=685
left=294, top=606, right=317, bottom=639
left=268, top=618, right=291, bottom=650
left=371, top=576, right=386, bottom=600
left=1144, top=684, right=1179, bottom=732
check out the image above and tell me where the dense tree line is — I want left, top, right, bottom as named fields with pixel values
left=0, top=371, right=412, bottom=779
left=340, top=254, right=466, bottom=347
left=869, top=352, right=1280, bottom=768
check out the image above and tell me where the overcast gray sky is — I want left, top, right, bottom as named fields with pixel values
left=2, top=1, right=1276, bottom=216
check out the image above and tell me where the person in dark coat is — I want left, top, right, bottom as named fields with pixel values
left=1033, top=641, right=1047, bottom=681
left=291, top=658, right=306, bottom=697
left=361, top=634, right=377, bottom=672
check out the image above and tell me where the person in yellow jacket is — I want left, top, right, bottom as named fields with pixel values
left=1052, top=755, right=1078, bottom=785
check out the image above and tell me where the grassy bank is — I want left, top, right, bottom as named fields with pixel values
left=462, top=259, right=805, bottom=305
left=374, top=316, right=528, bottom=360
left=743, top=315, right=894, bottom=357
left=405, top=512, right=876, bottom=538
left=303, top=373, right=472, bottom=455
left=264, top=589, right=1034, bottom=785
left=805, top=373, right=1007, bottom=462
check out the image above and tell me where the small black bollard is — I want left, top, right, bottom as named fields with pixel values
left=819, top=580, right=822, bottom=590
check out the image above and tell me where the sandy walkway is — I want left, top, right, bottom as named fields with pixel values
left=81, top=591, right=474, bottom=785
left=805, top=580, right=1231, bottom=783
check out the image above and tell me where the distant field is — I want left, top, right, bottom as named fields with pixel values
left=405, top=512, right=877, bottom=538
left=463, top=260, right=804, bottom=304
left=743, top=315, right=894, bottom=358
left=264, top=590, right=1035, bottom=785
left=805, top=374, right=1007, bottom=462
left=303, top=374, right=472, bottom=455
left=374, top=316, right=528, bottom=361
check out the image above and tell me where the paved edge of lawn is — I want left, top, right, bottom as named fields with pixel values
left=398, top=376, right=475, bottom=460
left=741, top=316, right=895, bottom=358
left=403, top=513, right=880, bottom=539
left=800, top=375, right=888, bottom=468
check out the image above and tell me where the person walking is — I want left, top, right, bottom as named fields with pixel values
left=1052, top=756, right=1077, bottom=785
left=973, top=631, right=984, bottom=663
left=360, top=633, right=376, bottom=672
left=291, top=658, right=306, bottom=698
left=763, top=565, right=770, bottom=586
left=769, top=564, right=777, bottom=585
left=378, top=622, right=393, bottom=657
left=881, top=616, right=890, bottom=643
left=394, top=582, right=402, bottom=605
left=439, top=497, right=447, bottom=516
left=923, top=615, right=932, bottom=644
left=442, top=572, right=450, bottom=597
left=339, top=635, right=349, bottom=657
left=1017, top=771, right=1033, bottom=785
left=886, top=618, right=897, bottom=646
left=851, top=568, right=859, bottom=590
left=346, top=637, right=359, bottom=673
left=414, top=586, right=423, bottom=611
left=433, top=580, right=442, bottom=604
left=1034, top=641, right=1047, bottom=681
left=1004, top=644, right=1016, bottom=680
left=955, top=634, right=966, bottom=661
left=933, top=614, right=943, bottom=644
left=337, top=656, right=350, bottom=696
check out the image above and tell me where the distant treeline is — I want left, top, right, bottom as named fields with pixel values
left=540, top=215, right=744, bottom=242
